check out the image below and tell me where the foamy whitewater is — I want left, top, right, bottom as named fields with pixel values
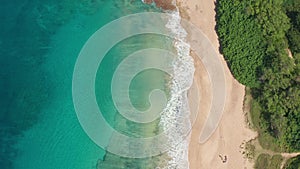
left=140, top=1, right=195, bottom=168
left=159, top=5, right=195, bottom=169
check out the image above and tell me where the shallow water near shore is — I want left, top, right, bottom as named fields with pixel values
left=0, top=0, right=177, bottom=168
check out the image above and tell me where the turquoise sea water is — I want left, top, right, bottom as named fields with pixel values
left=0, top=0, right=173, bottom=168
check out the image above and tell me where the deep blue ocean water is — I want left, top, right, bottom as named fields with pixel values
left=0, top=0, right=172, bottom=168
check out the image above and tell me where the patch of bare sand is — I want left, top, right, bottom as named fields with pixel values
left=180, top=0, right=258, bottom=168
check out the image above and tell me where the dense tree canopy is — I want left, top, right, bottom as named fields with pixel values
left=286, top=0, right=300, bottom=55
left=216, top=0, right=266, bottom=87
left=217, top=0, right=300, bottom=152
left=284, top=155, right=300, bottom=169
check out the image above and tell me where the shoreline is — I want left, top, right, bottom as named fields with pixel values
left=161, top=7, right=195, bottom=169
left=175, top=0, right=258, bottom=168
left=141, top=0, right=257, bottom=168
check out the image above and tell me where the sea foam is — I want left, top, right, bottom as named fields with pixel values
left=138, top=0, right=195, bottom=168
left=159, top=7, right=195, bottom=169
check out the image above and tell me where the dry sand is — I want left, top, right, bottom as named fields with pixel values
left=177, top=0, right=258, bottom=168
left=143, top=0, right=258, bottom=168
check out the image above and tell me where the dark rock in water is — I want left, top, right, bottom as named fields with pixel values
left=143, top=0, right=176, bottom=11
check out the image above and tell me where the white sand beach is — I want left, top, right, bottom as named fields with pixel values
left=177, top=0, right=258, bottom=168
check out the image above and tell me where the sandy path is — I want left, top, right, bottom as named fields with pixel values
left=179, top=0, right=258, bottom=168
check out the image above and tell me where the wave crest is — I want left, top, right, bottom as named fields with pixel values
left=159, top=9, right=195, bottom=169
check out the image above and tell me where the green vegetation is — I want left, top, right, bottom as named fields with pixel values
left=284, top=155, right=300, bottom=169
left=216, top=0, right=300, bottom=154
left=269, top=155, right=284, bottom=169
left=255, top=154, right=271, bottom=169
left=245, top=141, right=256, bottom=160
left=285, top=0, right=300, bottom=55
left=216, top=0, right=266, bottom=87
left=255, top=154, right=283, bottom=169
